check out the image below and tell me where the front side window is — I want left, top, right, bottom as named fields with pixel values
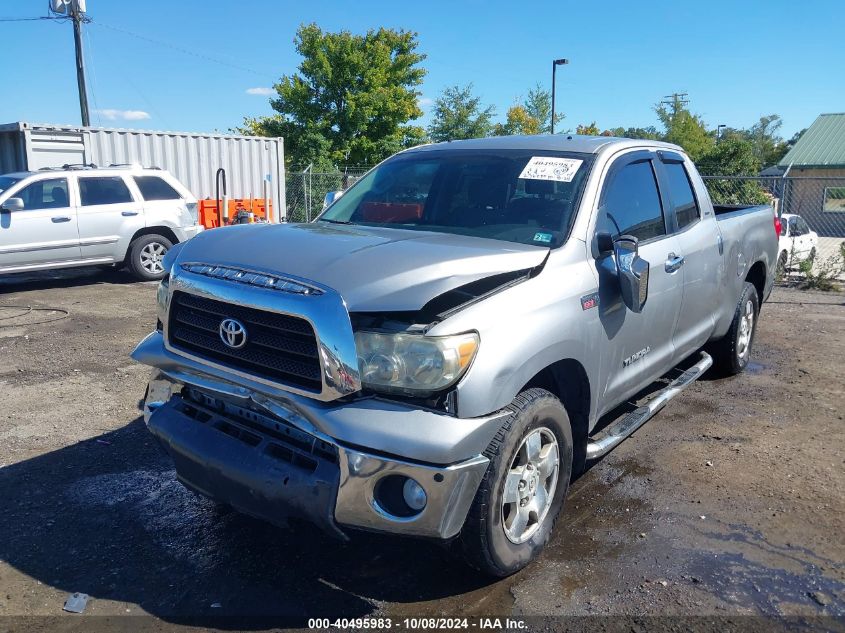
left=15, top=178, right=70, bottom=210
left=598, top=160, right=666, bottom=241
left=319, top=149, right=593, bottom=247
left=79, top=176, right=133, bottom=206
left=134, top=176, right=181, bottom=201
left=788, top=216, right=800, bottom=236
left=663, top=162, right=700, bottom=230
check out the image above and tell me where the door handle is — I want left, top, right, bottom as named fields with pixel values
left=51, top=216, right=72, bottom=223
left=665, top=253, right=685, bottom=273
left=121, top=211, right=139, bottom=216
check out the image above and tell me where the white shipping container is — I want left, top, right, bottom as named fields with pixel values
left=0, top=122, right=286, bottom=221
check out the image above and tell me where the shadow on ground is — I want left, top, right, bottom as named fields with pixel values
left=0, top=266, right=142, bottom=294
left=0, top=418, right=495, bottom=627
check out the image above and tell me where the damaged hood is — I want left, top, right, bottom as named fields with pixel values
left=173, top=222, right=548, bottom=312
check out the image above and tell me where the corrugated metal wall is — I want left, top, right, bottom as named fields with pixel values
left=0, top=123, right=286, bottom=220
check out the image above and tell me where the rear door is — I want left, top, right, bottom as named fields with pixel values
left=132, top=174, right=188, bottom=226
left=655, top=152, right=721, bottom=359
left=0, top=176, right=80, bottom=269
left=593, top=151, right=684, bottom=410
left=76, top=174, right=144, bottom=261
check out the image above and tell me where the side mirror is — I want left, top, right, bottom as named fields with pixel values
left=594, top=231, right=614, bottom=257
left=323, top=190, right=343, bottom=210
left=0, top=197, right=24, bottom=213
left=613, top=235, right=650, bottom=313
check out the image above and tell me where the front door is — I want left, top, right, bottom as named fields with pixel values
left=592, top=152, right=684, bottom=415
left=0, top=177, right=80, bottom=270
left=76, top=175, right=144, bottom=261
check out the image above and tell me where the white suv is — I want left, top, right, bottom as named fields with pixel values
left=0, top=165, right=203, bottom=281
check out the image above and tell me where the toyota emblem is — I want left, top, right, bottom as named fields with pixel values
left=219, top=318, right=248, bottom=349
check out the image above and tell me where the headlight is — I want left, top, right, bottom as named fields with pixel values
left=156, top=275, right=169, bottom=326
left=354, top=331, right=479, bottom=395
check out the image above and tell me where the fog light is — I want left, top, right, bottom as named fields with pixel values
left=402, top=477, right=427, bottom=511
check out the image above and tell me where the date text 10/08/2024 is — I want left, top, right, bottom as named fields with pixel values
left=308, top=617, right=528, bottom=630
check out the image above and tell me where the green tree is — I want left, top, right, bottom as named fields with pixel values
left=576, top=122, right=601, bottom=135
left=607, top=126, right=662, bottom=140
left=655, top=95, right=714, bottom=161
left=494, top=104, right=542, bottom=136
left=746, top=115, right=787, bottom=167
left=697, top=137, right=768, bottom=204
left=428, top=84, right=495, bottom=142
left=239, top=23, right=426, bottom=168
left=524, top=84, right=552, bottom=132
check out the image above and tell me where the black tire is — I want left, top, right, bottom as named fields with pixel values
left=776, top=251, right=788, bottom=278
left=127, top=234, right=173, bottom=281
left=709, top=282, right=759, bottom=376
left=459, top=388, right=573, bottom=577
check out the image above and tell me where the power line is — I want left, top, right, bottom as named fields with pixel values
left=0, top=16, right=65, bottom=22
left=90, top=19, right=276, bottom=79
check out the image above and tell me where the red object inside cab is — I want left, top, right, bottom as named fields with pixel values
left=361, top=202, right=423, bottom=223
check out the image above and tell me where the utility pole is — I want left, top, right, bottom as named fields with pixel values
left=51, top=0, right=90, bottom=126
left=660, top=92, right=689, bottom=117
left=71, top=2, right=90, bottom=126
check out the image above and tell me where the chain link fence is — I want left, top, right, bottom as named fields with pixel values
left=284, top=168, right=370, bottom=223
left=703, top=175, right=845, bottom=283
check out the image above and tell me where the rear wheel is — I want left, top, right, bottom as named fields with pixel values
left=709, top=282, right=759, bottom=376
left=128, top=234, right=173, bottom=281
left=459, top=388, right=573, bottom=577
left=776, top=251, right=788, bottom=278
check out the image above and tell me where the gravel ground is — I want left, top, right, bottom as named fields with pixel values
left=0, top=267, right=843, bottom=631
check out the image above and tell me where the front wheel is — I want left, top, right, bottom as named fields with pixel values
left=127, top=234, right=173, bottom=281
left=709, top=281, right=759, bottom=376
left=459, top=388, right=573, bottom=577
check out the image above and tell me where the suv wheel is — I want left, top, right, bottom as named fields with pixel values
left=459, top=388, right=573, bottom=577
left=128, top=234, right=173, bottom=281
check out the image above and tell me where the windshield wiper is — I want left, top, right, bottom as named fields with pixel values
left=319, top=218, right=354, bottom=225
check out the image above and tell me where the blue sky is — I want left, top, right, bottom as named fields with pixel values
left=1, top=0, right=842, bottom=140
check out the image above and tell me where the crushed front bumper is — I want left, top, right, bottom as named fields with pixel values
left=143, top=370, right=490, bottom=540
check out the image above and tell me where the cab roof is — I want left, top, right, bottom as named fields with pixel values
left=406, top=133, right=683, bottom=156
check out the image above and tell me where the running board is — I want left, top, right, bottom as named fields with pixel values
left=586, top=352, right=713, bottom=460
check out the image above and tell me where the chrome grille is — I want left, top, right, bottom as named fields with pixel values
left=168, top=291, right=322, bottom=392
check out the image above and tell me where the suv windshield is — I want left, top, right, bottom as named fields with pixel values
left=0, top=175, right=23, bottom=195
left=319, top=149, right=593, bottom=247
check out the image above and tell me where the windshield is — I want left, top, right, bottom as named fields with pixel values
left=0, top=175, right=23, bottom=196
left=319, top=149, right=593, bottom=247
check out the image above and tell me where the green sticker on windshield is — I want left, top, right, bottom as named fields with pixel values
left=533, top=232, right=553, bottom=244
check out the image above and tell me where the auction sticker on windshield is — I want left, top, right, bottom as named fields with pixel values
left=519, top=157, right=583, bottom=182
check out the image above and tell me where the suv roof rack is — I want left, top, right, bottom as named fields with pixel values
left=38, top=163, right=98, bottom=171
left=106, top=163, right=162, bottom=170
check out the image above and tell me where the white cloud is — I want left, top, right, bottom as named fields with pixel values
left=246, top=87, right=275, bottom=96
left=96, top=109, right=151, bottom=121
left=418, top=96, right=434, bottom=107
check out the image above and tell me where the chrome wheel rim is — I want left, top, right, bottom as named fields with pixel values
left=140, top=242, right=167, bottom=274
left=502, top=427, right=559, bottom=544
left=737, top=299, right=754, bottom=360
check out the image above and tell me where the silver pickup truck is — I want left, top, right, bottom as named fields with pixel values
left=132, top=135, right=778, bottom=576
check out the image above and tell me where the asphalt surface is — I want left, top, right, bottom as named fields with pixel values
left=0, top=266, right=843, bottom=631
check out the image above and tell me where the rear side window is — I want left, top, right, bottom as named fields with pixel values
left=79, top=177, right=133, bottom=206
left=663, top=163, right=700, bottom=230
left=599, top=160, right=665, bottom=241
left=134, top=176, right=182, bottom=201
left=15, top=178, right=69, bottom=210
